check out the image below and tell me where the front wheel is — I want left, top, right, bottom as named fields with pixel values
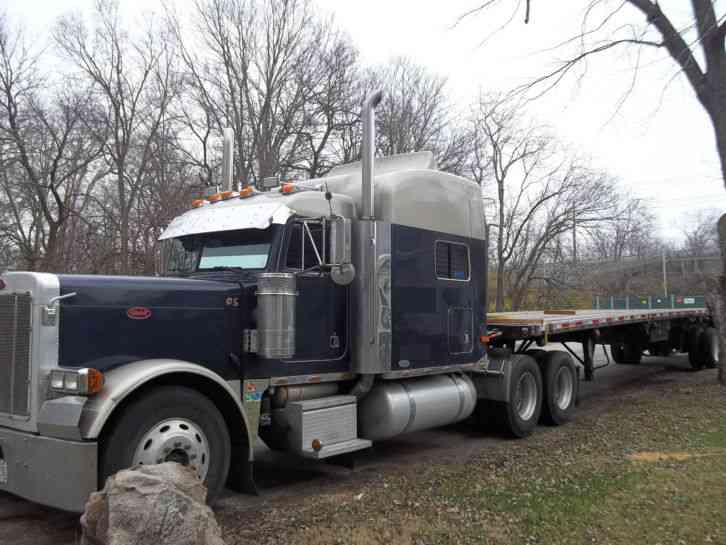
left=99, top=386, right=231, bottom=502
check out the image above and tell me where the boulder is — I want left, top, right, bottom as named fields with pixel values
left=80, top=463, right=226, bottom=545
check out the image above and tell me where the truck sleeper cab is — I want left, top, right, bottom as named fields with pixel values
left=0, top=91, right=716, bottom=512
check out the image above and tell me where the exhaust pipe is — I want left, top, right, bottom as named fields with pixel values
left=222, top=127, right=234, bottom=191
left=352, top=89, right=385, bottom=379
left=361, top=90, right=383, bottom=219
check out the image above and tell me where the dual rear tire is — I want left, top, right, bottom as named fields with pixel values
left=476, top=351, right=578, bottom=438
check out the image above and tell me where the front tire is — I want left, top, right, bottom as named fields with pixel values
left=100, top=386, right=231, bottom=502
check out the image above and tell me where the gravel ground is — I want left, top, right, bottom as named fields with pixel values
left=0, top=348, right=717, bottom=545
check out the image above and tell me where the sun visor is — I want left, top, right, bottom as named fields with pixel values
left=159, top=200, right=292, bottom=240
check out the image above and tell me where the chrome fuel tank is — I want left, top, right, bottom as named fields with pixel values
left=358, top=373, right=477, bottom=441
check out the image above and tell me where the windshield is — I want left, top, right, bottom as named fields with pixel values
left=163, top=228, right=276, bottom=276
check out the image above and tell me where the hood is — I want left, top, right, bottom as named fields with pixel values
left=57, top=274, right=244, bottom=378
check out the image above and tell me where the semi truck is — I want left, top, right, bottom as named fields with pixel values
left=0, top=91, right=718, bottom=512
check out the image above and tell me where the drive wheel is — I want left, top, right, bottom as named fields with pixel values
left=688, top=326, right=705, bottom=370
left=540, top=351, right=578, bottom=426
left=476, top=354, right=542, bottom=438
left=100, top=386, right=231, bottom=502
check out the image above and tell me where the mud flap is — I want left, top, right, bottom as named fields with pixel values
left=227, top=457, right=259, bottom=495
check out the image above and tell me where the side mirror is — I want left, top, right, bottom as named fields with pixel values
left=328, top=217, right=355, bottom=285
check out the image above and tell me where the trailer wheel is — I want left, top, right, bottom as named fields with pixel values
left=476, top=355, right=542, bottom=438
left=687, top=326, right=705, bottom=370
left=611, top=343, right=642, bottom=364
left=699, top=327, right=719, bottom=369
left=540, top=351, right=578, bottom=426
left=100, top=386, right=231, bottom=502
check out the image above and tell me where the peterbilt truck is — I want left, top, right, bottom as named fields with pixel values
left=0, top=91, right=717, bottom=512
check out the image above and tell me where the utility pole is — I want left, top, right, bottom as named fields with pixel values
left=572, top=205, right=577, bottom=264
left=662, top=250, right=668, bottom=297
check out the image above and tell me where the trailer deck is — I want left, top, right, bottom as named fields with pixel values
left=488, top=307, right=709, bottom=340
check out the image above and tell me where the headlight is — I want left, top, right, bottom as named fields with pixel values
left=49, top=368, right=104, bottom=395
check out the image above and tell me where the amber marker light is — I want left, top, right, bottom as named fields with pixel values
left=311, top=439, right=322, bottom=452
left=208, top=193, right=223, bottom=203
left=220, top=191, right=235, bottom=200
left=191, top=199, right=206, bottom=208
left=239, top=187, right=254, bottom=198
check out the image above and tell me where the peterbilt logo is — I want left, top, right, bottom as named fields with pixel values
left=127, top=307, right=152, bottom=320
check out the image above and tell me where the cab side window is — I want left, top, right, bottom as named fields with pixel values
left=286, top=222, right=324, bottom=270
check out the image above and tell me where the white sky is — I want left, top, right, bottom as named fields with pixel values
left=6, top=0, right=726, bottom=242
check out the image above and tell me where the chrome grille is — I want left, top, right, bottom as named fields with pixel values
left=0, top=293, right=33, bottom=417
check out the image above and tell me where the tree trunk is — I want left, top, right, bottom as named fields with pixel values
left=716, top=214, right=726, bottom=385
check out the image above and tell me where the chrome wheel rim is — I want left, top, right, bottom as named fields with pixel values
left=133, top=418, right=210, bottom=480
left=515, top=371, right=538, bottom=421
left=554, top=366, right=574, bottom=410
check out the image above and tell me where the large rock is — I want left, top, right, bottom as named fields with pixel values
left=80, top=463, right=226, bottom=545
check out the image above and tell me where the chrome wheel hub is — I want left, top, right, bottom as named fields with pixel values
left=515, top=371, right=538, bottom=421
left=554, top=366, right=574, bottom=410
left=133, top=418, right=210, bottom=480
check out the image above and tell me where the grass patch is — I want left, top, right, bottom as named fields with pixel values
left=222, top=372, right=726, bottom=545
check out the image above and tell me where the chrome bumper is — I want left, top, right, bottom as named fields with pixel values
left=0, top=426, right=97, bottom=512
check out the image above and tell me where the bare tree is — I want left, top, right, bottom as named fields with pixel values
left=54, top=0, right=180, bottom=274
left=462, top=0, right=726, bottom=382
left=0, top=16, right=106, bottom=271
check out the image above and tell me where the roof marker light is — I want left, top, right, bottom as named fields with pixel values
left=220, top=190, right=235, bottom=201
left=239, top=187, right=254, bottom=198
left=191, top=199, right=206, bottom=208
left=208, top=193, right=223, bottom=203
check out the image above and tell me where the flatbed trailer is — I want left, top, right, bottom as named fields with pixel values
left=487, top=307, right=713, bottom=380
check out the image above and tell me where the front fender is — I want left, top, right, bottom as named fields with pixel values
left=78, top=359, right=254, bottom=458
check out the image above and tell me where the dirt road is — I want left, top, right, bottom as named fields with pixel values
left=0, top=350, right=712, bottom=545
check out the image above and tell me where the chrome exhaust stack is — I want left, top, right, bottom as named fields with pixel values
left=221, top=127, right=234, bottom=191
left=361, top=90, right=383, bottom=219
left=352, top=89, right=389, bottom=377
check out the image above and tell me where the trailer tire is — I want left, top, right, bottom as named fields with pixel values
left=611, top=343, right=641, bottom=364
left=540, top=351, right=578, bottom=426
left=477, top=355, right=542, bottom=438
left=699, top=327, right=719, bottom=369
left=100, top=386, right=231, bottom=503
left=687, top=327, right=705, bottom=370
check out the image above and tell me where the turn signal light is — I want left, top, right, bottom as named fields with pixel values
left=239, top=187, right=254, bottom=198
left=281, top=183, right=296, bottom=194
left=311, top=439, right=322, bottom=452
left=191, top=199, right=206, bottom=208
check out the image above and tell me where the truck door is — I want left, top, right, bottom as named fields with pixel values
left=284, top=220, right=347, bottom=361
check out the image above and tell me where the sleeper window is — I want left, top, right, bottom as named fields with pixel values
left=435, top=241, right=470, bottom=281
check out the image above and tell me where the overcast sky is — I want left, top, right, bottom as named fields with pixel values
left=6, top=0, right=726, bottom=242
